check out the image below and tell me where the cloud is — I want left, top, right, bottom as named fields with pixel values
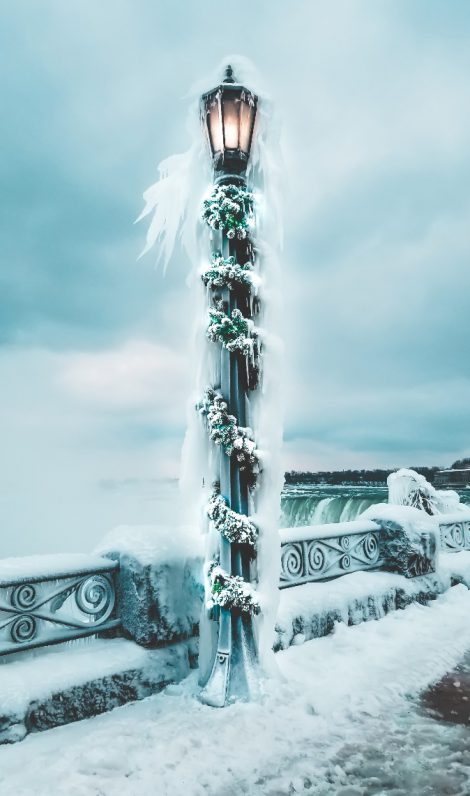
left=1, top=1, right=470, bottom=553
left=0, top=345, right=186, bottom=557
left=59, top=340, right=187, bottom=412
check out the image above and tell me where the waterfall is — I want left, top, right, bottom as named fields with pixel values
left=280, top=488, right=387, bottom=528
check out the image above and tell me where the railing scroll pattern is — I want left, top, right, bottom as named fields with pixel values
left=280, top=530, right=382, bottom=588
left=439, top=520, right=470, bottom=552
left=0, top=562, right=120, bottom=657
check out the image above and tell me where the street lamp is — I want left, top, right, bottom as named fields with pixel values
left=201, top=65, right=258, bottom=181
left=198, top=65, right=262, bottom=706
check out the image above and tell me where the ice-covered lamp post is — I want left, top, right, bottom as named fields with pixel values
left=198, top=65, right=263, bottom=706
left=138, top=60, right=282, bottom=707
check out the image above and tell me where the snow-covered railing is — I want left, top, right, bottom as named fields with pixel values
left=439, top=514, right=470, bottom=552
left=279, top=520, right=383, bottom=588
left=0, top=555, right=120, bottom=657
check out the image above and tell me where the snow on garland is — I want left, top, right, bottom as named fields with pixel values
left=207, top=490, right=258, bottom=547
left=206, top=306, right=259, bottom=357
left=202, top=184, right=254, bottom=239
left=201, top=254, right=256, bottom=291
left=198, top=388, right=260, bottom=484
left=207, top=561, right=260, bottom=615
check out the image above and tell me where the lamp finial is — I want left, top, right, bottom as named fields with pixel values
left=223, top=64, right=235, bottom=84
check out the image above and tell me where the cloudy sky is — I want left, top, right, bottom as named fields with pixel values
left=1, top=1, right=469, bottom=555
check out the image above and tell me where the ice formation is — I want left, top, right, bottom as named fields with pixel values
left=388, top=468, right=464, bottom=515
left=138, top=56, right=285, bottom=677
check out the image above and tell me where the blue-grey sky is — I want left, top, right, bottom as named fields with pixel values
left=1, top=1, right=470, bottom=555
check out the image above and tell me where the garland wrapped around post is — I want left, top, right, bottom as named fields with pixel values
left=137, top=62, right=281, bottom=708
left=198, top=66, right=264, bottom=707
left=207, top=491, right=258, bottom=548
left=207, top=561, right=260, bottom=615
left=199, top=178, right=262, bottom=701
left=201, top=254, right=257, bottom=292
left=202, top=184, right=254, bottom=239
left=207, top=306, right=259, bottom=358
left=198, top=387, right=260, bottom=484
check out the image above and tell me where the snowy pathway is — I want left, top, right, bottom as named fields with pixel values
left=1, top=587, right=470, bottom=795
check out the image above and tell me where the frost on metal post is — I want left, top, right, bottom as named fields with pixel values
left=138, top=58, right=284, bottom=707
left=197, top=65, right=263, bottom=706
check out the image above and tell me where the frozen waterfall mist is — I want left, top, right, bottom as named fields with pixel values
left=3, top=480, right=470, bottom=559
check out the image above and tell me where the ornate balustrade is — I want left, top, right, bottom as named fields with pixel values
left=279, top=520, right=383, bottom=589
left=439, top=515, right=470, bottom=552
left=2, top=512, right=470, bottom=657
left=0, top=554, right=120, bottom=657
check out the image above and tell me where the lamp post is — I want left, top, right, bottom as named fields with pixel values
left=199, top=65, right=261, bottom=706
left=201, top=64, right=258, bottom=183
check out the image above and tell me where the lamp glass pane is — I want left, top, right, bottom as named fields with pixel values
left=222, top=96, right=240, bottom=150
left=239, top=99, right=255, bottom=155
left=208, top=101, right=223, bottom=154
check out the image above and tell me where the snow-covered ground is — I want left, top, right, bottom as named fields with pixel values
left=1, top=586, right=470, bottom=795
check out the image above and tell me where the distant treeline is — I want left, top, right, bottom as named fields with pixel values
left=452, top=458, right=470, bottom=470
left=284, top=467, right=442, bottom=486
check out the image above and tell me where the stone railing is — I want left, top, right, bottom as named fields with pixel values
left=0, top=554, right=120, bottom=657
left=3, top=511, right=470, bottom=654
left=279, top=520, right=383, bottom=588
left=1, top=513, right=470, bottom=745
left=279, top=509, right=470, bottom=589
left=439, top=515, right=470, bottom=552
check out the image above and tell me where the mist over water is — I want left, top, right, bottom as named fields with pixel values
left=3, top=480, right=470, bottom=559
left=280, top=484, right=470, bottom=528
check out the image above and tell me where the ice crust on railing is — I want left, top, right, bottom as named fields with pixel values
left=279, top=519, right=381, bottom=545
left=0, top=554, right=115, bottom=585
left=388, top=468, right=466, bottom=515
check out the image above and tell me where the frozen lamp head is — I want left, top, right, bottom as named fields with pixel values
left=201, top=64, right=258, bottom=182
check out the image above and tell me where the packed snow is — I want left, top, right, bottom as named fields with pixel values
left=95, top=524, right=203, bottom=566
left=361, top=502, right=440, bottom=536
left=1, top=587, right=470, bottom=795
left=439, top=550, right=470, bottom=586
left=275, top=568, right=443, bottom=650
left=279, top=519, right=380, bottom=544
left=0, top=554, right=116, bottom=585
left=0, top=639, right=179, bottom=719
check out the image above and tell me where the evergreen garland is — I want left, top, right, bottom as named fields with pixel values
left=207, top=561, right=260, bottom=615
left=198, top=388, right=260, bottom=485
left=207, top=491, right=257, bottom=547
left=201, top=254, right=255, bottom=291
left=202, top=184, right=254, bottom=239
left=207, top=306, right=258, bottom=357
